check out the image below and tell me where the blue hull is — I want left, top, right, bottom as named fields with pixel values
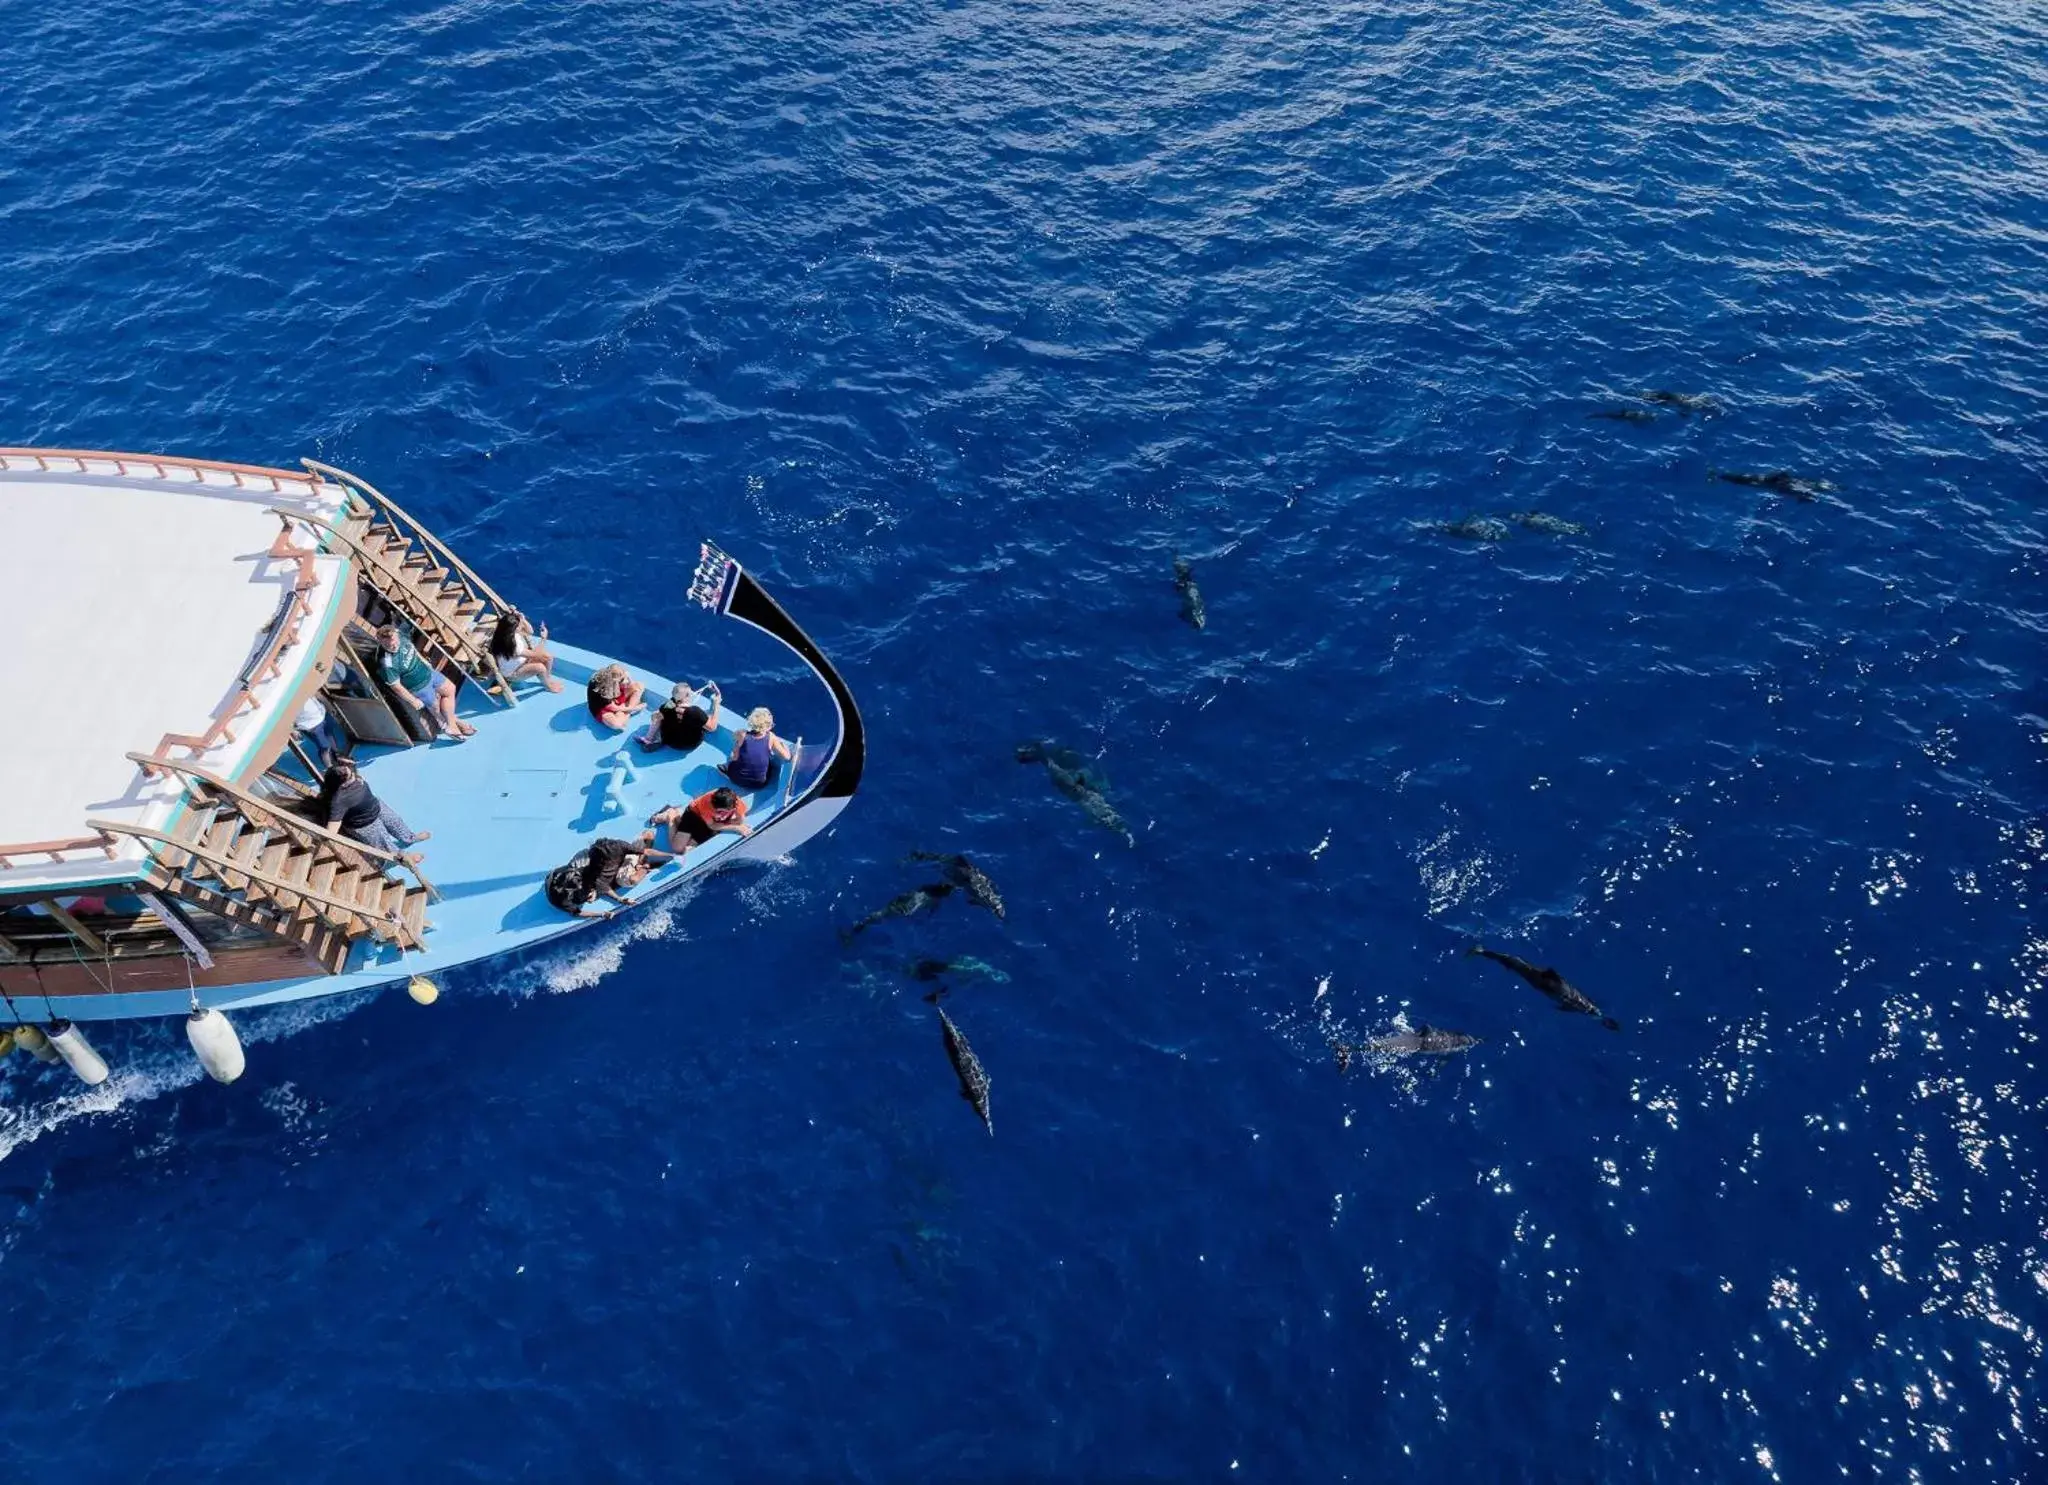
left=16, top=638, right=853, bottom=1024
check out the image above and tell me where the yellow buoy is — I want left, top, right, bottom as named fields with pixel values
left=407, top=976, right=439, bottom=1005
left=0, top=1029, right=14, bottom=1058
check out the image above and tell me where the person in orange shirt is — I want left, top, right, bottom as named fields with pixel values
left=648, top=786, right=752, bottom=856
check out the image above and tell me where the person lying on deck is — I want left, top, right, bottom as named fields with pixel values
left=721, top=707, right=793, bottom=791
left=543, top=835, right=673, bottom=918
left=317, top=759, right=430, bottom=866
left=586, top=663, right=646, bottom=732
left=372, top=622, right=476, bottom=739
left=636, top=680, right=722, bottom=754
left=488, top=608, right=564, bottom=694
left=648, top=787, right=752, bottom=856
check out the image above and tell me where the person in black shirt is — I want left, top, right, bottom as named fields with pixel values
left=543, top=834, right=674, bottom=918
left=636, top=680, right=722, bottom=754
left=316, top=759, right=430, bottom=861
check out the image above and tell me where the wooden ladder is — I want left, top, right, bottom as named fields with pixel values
left=298, top=459, right=521, bottom=707
left=91, top=757, right=436, bottom=975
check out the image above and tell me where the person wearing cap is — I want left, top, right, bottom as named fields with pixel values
left=636, top=680, right=723, bottom=754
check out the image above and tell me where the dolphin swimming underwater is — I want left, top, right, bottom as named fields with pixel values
left=1712, top=469, right=1834, bottom=502
left=1332, top=1025, right=1481, bottom=1069
left=910, top=955, right=1010, bottom=986
left=907, top=851, right=1006, bottom=919
left=1588, top=408, right=1659, bottom=424
left=936, top=1004, right=994, bottom=1135
left=1018, top=741, right=1132, bottom=844
left=1467, top=946, right=1620, bottom=1030
left=1507, top=512, right=1588, bottom=537
left=1432, top=515, right=1510, bottom=542
left=1365, top=1025, right=1482, bottom=1056
left=841, top=883, right=955, bottom=941
left=1639, top=390, right=1723, bottom=416
left=1172, top=554, right=1207, bottom=630
left=1016, top=740, right=1108, bottom=792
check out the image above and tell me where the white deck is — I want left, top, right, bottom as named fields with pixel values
left=0, top=457, right=349, bottom=889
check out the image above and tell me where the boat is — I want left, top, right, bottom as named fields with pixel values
left=0, top=447, right=861, bottom=1083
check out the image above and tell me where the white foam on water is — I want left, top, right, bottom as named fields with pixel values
left=495, top=880, right=705, bottom=1001
left=0, top=989, right=378, bottom=1166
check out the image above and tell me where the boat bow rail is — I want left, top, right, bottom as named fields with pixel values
left=690, top=541, right=865, bottom=820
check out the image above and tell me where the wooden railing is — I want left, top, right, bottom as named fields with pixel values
left=151, top=539, right=321, bottom=759
left=302, top=459, right=516, bottom=622
left=0, top=833, right=118, bottom=869
left=127, top=752, right=438, bottom=900
left=88, top=817, right=423, bottom=952
left=0, top=449, right=337, bottom=868
left=0, top=447, right=325, bottom=494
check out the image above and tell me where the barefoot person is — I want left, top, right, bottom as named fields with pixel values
left=586, top=663, right=646, bottom=732
left=372, top=622, right=475, bottom=739
left=637, top=681, right=722, bottom=754
left=317, top=759, right=429, bottom=866
left=488, top=608, right=564, bottom=693
left=649, top=787, right=751, bottom=857
left=543, top=835, right=672, bottom=918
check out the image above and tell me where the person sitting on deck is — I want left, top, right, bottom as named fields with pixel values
left=636, top=680, right=722, bottom=754
left=317, top=758, right=430, bottom=865
left=721, top=707, right=792, bottom=791
left=372, top=622, right=476, bottom=739
left=487, top=608, right=564, bottom=694
left=648, top=787, right=752, bottom=856
left=543, top=835, right=673, bottom=918
left=586, top=662, right=646, bottom=732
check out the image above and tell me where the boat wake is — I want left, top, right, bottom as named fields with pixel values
left=0, top=989, right=374, bottom=1166
left=497, top=880, right=705, bottom=1000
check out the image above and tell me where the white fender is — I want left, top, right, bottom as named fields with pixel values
left=185, top=1007, right=246, bottom=1085
left=13, top=1025, right=61, bottom=1064
left=45, top=1021, right=109, bottom=1086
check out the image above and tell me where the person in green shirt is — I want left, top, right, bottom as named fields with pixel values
left=373, top=623, right=476, bottom=739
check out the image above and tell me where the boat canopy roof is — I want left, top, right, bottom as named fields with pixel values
left=0, top=451, right=350, bottom=891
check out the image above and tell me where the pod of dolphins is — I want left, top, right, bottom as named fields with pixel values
left=842, top=519, right=1650, bottom=1131
left=842, top=851, right=1008, bottom=1134
left=1431, top=388, right=1834, bottom=540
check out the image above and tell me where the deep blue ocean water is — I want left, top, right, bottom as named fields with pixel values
left=3, top=0, right=2045, bottom=1478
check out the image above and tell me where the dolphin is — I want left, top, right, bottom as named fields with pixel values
left=1020, top=741, right=1131, bottom=844
left=1365, top=1025, right=1481, bottom=1056
left=841, top=882, right=954, bottom=941
left=1588, top=408, right=1659, bottom=424
left=1467, top=946, right=1620, bottom=1029
left=1507, top=512, right=1588, bottom=537
left=936, top=1005, right=993, bottom=1135
left=1639, top=390, right=1723, bottom=416
left=907, top=851, right=1006, bottom=919
left=1431, top=515, right=1510, bottom=542
left=1712, top=469, right=1833, bottom=502
left=909, top=955, right=1010, bottom=986
left=1172, top=555, right=1207, bottom=630
left=1049, top=761, right=1132, bottom=843
left=1016, top=740, right=1109, bottom=792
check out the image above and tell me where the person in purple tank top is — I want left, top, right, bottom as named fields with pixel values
left=722, top=706, right=792, bottom=791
